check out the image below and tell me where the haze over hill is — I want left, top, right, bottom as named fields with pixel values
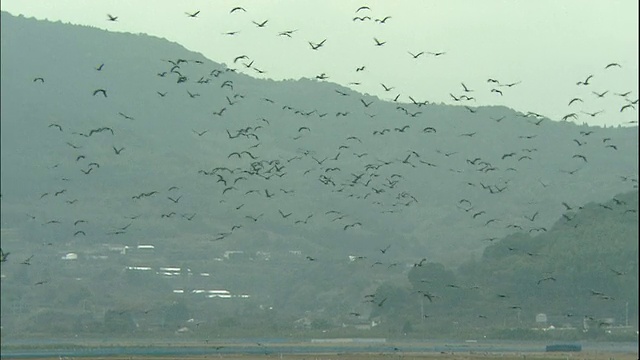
left=0, top=12, right=638, bottom=340
left=1, top=1, right=638, bottom=128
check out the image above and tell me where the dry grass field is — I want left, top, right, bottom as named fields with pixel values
left=28, top=352, right=639, bottom=360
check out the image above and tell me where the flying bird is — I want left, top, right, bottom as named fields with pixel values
left=278, top=29, right=297, bottom=37
left=107, top=14, right=118, bottom=21
left=572, top=154, right=587, bottom=162
left=252, top=19, right=269, bottom=27
left=501, top=81, right=521, bottom=87
left=354, top=98, right=375, bottom=109
left=168, top=196, right=182, bottom=203
left=308, top=39, right=327, bottom=50
left=620, top=104, right=635, bottom=112
left=93, top=89, right=107, bottom=97
left=21, top=255, right=34, bottom=265
left=118, top=112, right=134, bottom=120
left=568, top=98, right=583, bottom=106
left=373, top=38, right=386, bottom=46
left=592, top=90, right=608, bottom=98
left=48, top=123, right=63, bottom=131
left=576, top=74, right=593, bottom=85
left=343, top=222, right=362, bottom=231
left=581, top=110, right=603, bottom=117
left=186, top=10, right=200, bottom=18
left=609, top=268, right=625, bottom=276
left=524, top=211, right=539, bottom=222
left=381, top=83, right=394, bottom=92
left=375, top=16, right=391, bottom=23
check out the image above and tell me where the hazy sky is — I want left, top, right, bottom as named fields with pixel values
left=2, top=0, right=638, bottom=127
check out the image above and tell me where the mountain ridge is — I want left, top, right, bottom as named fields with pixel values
left=1, top=11, right=637, bottom=267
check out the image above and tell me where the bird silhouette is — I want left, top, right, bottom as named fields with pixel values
left=461, top=83, right=473, bottom=92
left=381, top=83, right=394, bottom=92
left=524, top=211, right=539, bottom=222
left=581, top=110, right=603, bottom=117
left=373, top=38, right=386, bottom=46
left=21, top=255, right=34, bottom=265
left=278, top=29, right=297, bottom=37
left=0, top=249, right=9, bottom=262
left=48, top=123, right=63, bottom=131
left=360, top=99, right=373, bottom=107
left=107, top=14, right=118, bottom=21
left=186, top=11, right=200, bottom=18
left=576, top=74, right=593, bottom=85
left=620, top=104, right=635, bottom=112
left=252, top=19, right=269, bottom=27
left=308, top=39, right=326, bottom=50
left=168, top=196, right=182, bottom=203
left=609, top=268, right=625, bottom=276
left=568, top=98, right=583, bottom=106
left=118, top=112, right=134, bottom=120
left=213, top=107, right=227, bottom=116
left=93, top=89, right=107, bottom=97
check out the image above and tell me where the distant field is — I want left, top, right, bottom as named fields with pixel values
left=27, top=352, right=640, bottom=360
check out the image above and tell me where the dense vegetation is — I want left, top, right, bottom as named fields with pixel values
left=1, top=191, right=636, bottom=341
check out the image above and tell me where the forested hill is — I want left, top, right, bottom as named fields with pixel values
left=370, top=190, right=638, bottom=337
left=1, top=12, right=637, bottom=266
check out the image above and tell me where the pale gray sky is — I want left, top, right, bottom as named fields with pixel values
left=2, top=0, right=638, bottom=127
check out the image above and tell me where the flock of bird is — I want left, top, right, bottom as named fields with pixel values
left=1, top=4, right=638, bottom=332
